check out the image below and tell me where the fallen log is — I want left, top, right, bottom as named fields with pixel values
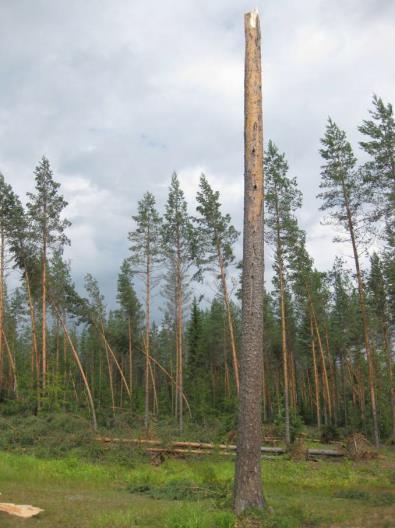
left=308, top=448, right=344, bottom=457
left=146, top=447, right=234, bottom=456
left=95, top=437, right=344, bottom=458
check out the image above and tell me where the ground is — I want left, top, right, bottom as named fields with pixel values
left=0, top=449, right=394, bottom=528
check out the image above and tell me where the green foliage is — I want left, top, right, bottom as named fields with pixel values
left=26, top=156, right=71, bottom=252
left=274, top=407, right=305, bottom=444
left=128, top=191, right=163, bottom=271
left=195, top=174, right=239, bottom=276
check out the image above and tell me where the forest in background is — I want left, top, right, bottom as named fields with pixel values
left=0, top=93, right=393, bottom=447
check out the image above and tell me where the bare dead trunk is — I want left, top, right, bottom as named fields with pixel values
left=234, top=9, right=265, bottom=515
left=0, top=229, right=3, bottom=390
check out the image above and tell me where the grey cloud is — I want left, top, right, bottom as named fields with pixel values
left=1, top=0, right=394, bottom=313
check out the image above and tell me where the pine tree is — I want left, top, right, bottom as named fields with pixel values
left=26, top=157, right=70, bottom=390
left=368, top=253, right=394, bottom=438
left=128, top=192, right=162, bottom=428
left=185, top=298, right=209, bottom=419
left=162, top=173, right=194, bottom=431
left=359, top=95, right=394, bottom=246
left=0, top=174, right=15, bottom=391
left=318, top=119, right=380, bottom=446
left=195, top=174, right=240, bottom=394
left=264, top=140, right=302, bottom=444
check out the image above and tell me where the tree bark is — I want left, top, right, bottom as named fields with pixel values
left=383, top=322, right=395, bottom=438
left=144, top=246, right=151, bottom=430
left=217, top=244, right=240, bottom=394
left=53, top=306, right=97, bottom=431
left=128, top=317, right=133, bottom=398
left=278, top=258, right=291, bottom=444
left=234, top=9, right=265, bottom=515
left=24, top=270, right=40, bottom=409
left=310, top=316, right=321, bottom=429
left=0, top=229, right=4, bottom=390
left=341, top=180, right=379, bottom=447
left=42, top=235, right=47, bottom=390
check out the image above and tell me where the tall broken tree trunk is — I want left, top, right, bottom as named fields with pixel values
left=234, top=9, right=265, bottom=515
left=0, top=229, right=4, bottom=391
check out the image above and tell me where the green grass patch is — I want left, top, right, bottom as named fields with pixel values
left=334, top=488, right=395, bottom=506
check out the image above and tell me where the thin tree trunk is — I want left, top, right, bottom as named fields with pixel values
left=217, top=245, right=240, bottom=395
left=311, top=307, right=332, bottom=422
left=278, top=263, right=291, bottom=444
left=342, top=181, right=379, bottom=447
left=98, top=322, right=131, bottom=398
left=383, top=323, right=395, bottom=438
left=104, top=340, right=115, bottom=415
left=144, top=250, right=151, bottom=430
left=175, top=237, right=184, bottom=432
left=325, top=327, right=338, bottom=425
left=42, top=238, right=47, bottom=390
left=53, top=305, right=97, bottom=430
left=24, top=270, right=40, bottom=409
left=128, top=317, right=133, bottom=399
left=310, top=316, right=321, bottom=429
left=3, top=330, right=18, bottom=397
left=234, top=10, right=265, bottom=514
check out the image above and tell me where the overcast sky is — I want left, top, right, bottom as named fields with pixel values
left=1, top=0, right=394, bottom=313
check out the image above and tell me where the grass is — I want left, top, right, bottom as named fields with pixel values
left=0, top=414, right=395, bottom=527
left=1, top=450, right=394, bottom=527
